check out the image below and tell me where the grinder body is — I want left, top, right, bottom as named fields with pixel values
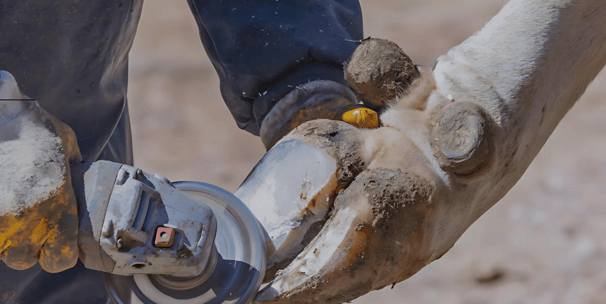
left=71, top=161, right=267, bottom=304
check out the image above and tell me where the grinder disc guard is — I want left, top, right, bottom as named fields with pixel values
left=104, top=182, right=267, bottom=304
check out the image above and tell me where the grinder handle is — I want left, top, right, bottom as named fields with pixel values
left=71, top=161, right=122, bottom=273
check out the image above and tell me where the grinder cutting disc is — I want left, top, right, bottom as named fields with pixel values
left=104, top=182, right=267, bottom=304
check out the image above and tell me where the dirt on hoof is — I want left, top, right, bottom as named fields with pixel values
left=264, top=168, right=437, bottom=304
left=345, top=38, right=419, bottom=109
left=289, top=119, right=366, bottom=185
left=359, top=168, right=435, bottom=229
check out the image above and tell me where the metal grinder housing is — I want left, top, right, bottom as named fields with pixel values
left=71, top=161, right=268, bottom=304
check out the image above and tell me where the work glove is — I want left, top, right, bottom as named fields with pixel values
left=250, top=0, right=606, bottom=297
left=0, top=71, right=82, bottom=273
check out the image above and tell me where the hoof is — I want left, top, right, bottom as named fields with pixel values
left=345, top=38, right=418, bottom=109
left=431, top=101, right=493, bottom=176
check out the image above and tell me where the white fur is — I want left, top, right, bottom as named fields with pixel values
left=433, top=0, right=606, bottom=223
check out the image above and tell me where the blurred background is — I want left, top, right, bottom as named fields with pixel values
left=127, top=0, right=606, bottom=303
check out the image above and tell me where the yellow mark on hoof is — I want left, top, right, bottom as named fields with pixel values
left=342, top=108, right=380, bottom=129
left=344, top=225, right=372, bottom=266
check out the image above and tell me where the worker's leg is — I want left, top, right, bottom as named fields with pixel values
left=187, top=0, right=365, bottom=148
left=0, top=0, right=140, bottom=163
left=0, top=1, right=142, bottom=303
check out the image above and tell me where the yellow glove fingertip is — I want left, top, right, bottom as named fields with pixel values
left=342, top=108, right=380, bottom=129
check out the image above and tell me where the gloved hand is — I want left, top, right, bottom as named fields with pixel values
left=0, top=71, right=82, bottom=273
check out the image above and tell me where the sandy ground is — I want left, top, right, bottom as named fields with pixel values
left=128, top=0, right=606, bottom=303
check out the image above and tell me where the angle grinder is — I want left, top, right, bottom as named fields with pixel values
left=71, top=161, right=271, bottom=304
